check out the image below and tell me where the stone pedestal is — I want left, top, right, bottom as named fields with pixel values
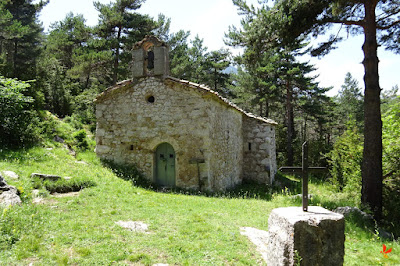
left=266, top=206, right=345, bottom=266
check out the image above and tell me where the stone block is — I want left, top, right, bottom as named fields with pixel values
left=1, top=171, right=19, bottom=180
left=132, top=49, right=145, bottom=78
left=97, top=128, right=105, bottom=137
left=31, top=173, right=61, bottom=181
left=259, top=143, right=269, bottom=150
left=0, top=174, right=22, bottom=207
left=96, top=145, right=111, bottom=154
left=266, top=206, right=345, bottom=266
left=154, top=46, right=169, bottom=76
left=95, top=109, right=103, bottom=117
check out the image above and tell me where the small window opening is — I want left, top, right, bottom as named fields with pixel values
left=130, top=145, right=134, bottom=151
left=147, top=95, right=155, bottom=103
left=248, top=143, right=252, bottom=151
left=169, top=154, right=174, bottom=158
left=147, top=50, right=154, bottom=70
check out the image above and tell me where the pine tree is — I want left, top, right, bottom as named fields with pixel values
left=204, top=49, right=231, bottom=96
left=335, top=72, right=364, bottom=130
left=94, top=0, right=154, bottom=85
left=234, top=0, right=400, bottom=220
left=0, top=0, right=48, bottom=80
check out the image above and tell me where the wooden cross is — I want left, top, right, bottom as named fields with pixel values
left=278, top=142, right=327, bottom=212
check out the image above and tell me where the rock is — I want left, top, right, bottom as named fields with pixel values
left=378, top=228, right=393, bottom=240
left=0, top=174, right=22, bottom=207
left=1, top=171, right=19, bottom=180
left=266, top=206, right=345, bottom=266
left=115, top=221, right=149, bottom=233
left=0, top=176, right=7, bottom=187
left=334, top=206, right=374, bottom=222
left=31, top=173, right=61, bottom=181
left=32, top=197, right=44, bottom=204
left=31, top=189, right=40, bottom=198
left=240, top=227, right=269, bottom=263
left=54, top=135, right=65, bottom=143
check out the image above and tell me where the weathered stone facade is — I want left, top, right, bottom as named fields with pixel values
left=243, top=116, right=277, bottom=184
left=94, top=36, right=277, bottom=191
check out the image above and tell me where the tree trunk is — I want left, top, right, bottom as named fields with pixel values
left=286, top=80, right=294, bottom=166
left=361, top=1, right=382, bottom=221
left=13, top=39, right=18, bottom=78
left=214, top=68, right=217, bottom=91
left=84, top=66, right=92, bottom=90
left=113, top=26, right=122, bottom=85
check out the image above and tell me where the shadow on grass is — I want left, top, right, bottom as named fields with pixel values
left=31, top=176, right=97, bottom=194
left=102, top=160, right=302, bottom=201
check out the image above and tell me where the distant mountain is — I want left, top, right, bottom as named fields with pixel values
left=223, top=66, right=238, bottom=74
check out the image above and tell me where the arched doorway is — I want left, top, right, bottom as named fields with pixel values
left=155, top=143, right=176, bottom=187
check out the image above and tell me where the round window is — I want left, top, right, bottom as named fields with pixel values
left=147, top=95, right=155, bottom=103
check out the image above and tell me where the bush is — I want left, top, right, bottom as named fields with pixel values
left=326, top=120, right=363, bottom=192
left=73, top=129, right=89, bottom=150
left=63, top=115, right=84, bottom=130
left=381, top=98, right=400, bottom=237
left=72, top=87, right=99, bottom=131
left=0, top=76, right=40, bottom=147
left=38, top=111, right=76, bottom=145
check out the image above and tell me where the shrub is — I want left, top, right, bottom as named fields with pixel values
left=63, top=115, right=84, bottom=130
left=0, top=76, right=40, bottom=147
left=73, top=129, right=89, bottom=150
left=38, top=111, right=76, bottom=145
left=382, top=97, right=400, bottom=237
left=326, top=120, right=363, bottom=192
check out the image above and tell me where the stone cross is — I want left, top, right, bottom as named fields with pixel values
left=278, top=141, right=326, bottom=212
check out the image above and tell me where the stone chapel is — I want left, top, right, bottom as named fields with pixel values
left=94, top=36, right=277, bottom=191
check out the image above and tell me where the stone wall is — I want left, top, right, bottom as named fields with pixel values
left=207, top=96, right=243, bottom=190
left=242, top=116, right=276, bottom=184
left=95, top=77, right=246, bottom=191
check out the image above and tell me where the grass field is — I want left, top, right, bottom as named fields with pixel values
left=0, top=146, right=399, bottom=265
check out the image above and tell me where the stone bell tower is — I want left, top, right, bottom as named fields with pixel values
left=132, top=36, right=170, bottom=79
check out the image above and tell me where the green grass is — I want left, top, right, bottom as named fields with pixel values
left=0, top=147, right=399, bottom=265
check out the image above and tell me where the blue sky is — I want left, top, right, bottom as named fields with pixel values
left=36, top=0, right=399, bottom=96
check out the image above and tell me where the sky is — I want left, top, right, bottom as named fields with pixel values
left=36, top=0, right=400, bottom=96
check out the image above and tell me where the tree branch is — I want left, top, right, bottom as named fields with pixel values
left=377, top=19, right=400, bottom=30
left=377, top=8, right=400, bottom=23
left=319, top=18, right=364, bottom=28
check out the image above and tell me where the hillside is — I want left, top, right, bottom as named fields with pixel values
left=0, top=145, right=398, bottom=265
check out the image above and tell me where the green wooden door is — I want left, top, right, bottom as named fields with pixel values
left=155, top=143, right=176, bottom=187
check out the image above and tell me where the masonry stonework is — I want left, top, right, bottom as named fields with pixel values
left=94, top=36, right=277, bottom=191
left=243, top=116, right=277, bottom=184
